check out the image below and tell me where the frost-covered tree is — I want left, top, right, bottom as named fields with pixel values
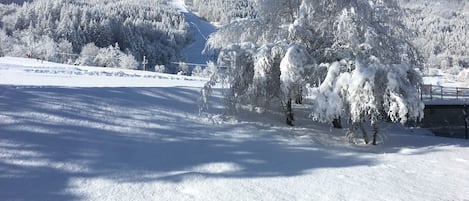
left=246, top=44, right=284, bottom=107
left=119, top=52, right=138, bottom=70
left=206, top=0, right=424, bottom=144
left=310, top=58, right=423, bottom=144
left=280, top=44, right=310, bottom=125
left=90, top=43, right=138, bottom=69
left=77, top=43, right=100, bottom=66
left=154, top=65, right=166, bottom=73
left=0, top=29, right=12, bottom=56
left=216, top=42, right=256, bottom=113
left=303, top=0, right=424, bottom=144
left=94, top=43, right=121, bottom=68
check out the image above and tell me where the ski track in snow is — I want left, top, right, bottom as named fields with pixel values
left=172, top=0, right=216, bottom=65
left=1, top=57, right=469, bottom=200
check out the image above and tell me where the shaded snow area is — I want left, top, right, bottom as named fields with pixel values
left=1, top=57, right=469, bottom=201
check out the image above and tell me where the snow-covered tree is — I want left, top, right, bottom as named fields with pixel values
left=280, top=44, right=310, bottom=125
left=247, top=44, right=284, bottom=108
left=0, top=29, right=12, bottom=56
left=216, top=42, right=256, bottom=113
left=154, top=65, right=166, bottom=73
left=304, top=0, right=424, bottom=144
left=77, top=43, right=99, bottom=66
left=90, top=43, right=138, bottom=69
left=94, top=43, right=121, bottom=68
left=119, top=52, right=138, bottom=70
left=206, top=0, right=424, bottom=144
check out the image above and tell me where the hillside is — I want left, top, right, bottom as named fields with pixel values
left=400, top=0, right=469, bottom=70
left=0, top=0, right=191, bottom=70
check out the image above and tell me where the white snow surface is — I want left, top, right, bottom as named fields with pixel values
left=0, top=57, right=207, bottom=87
left=170, top=0, right=188, bottom=13
left=1, top=57, right=469, bottom=200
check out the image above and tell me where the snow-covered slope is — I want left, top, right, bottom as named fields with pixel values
left=172, top=0, right=216, bottom=65
left=0, top=57, right=208, bottom=87
left=1, top=57, right=469, bottom=201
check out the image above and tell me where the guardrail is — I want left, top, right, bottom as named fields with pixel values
left=419, top=84, right=469, bottom=101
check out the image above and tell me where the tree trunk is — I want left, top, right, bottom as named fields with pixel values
left=372, top=122, right=379, bottom=145
left=286, top=98, right=294, bottom=126
left=332, top=117, right=342, bottom=128
left=295, top=87, right=303, bottom=104
left=358, top=123, right=369, bottom=144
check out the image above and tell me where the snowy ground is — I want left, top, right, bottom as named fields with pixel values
left=1, top=57, right=469, bottom=201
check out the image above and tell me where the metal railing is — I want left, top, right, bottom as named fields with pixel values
left=420, top=84, right=469, bottom=101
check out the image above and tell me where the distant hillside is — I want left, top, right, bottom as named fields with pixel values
left=0, top=0, right=191, bottom=70
left=399, top=0, right=469, bottom=71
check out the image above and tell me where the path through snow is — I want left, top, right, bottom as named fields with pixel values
left=172, top=0, right=216, bottom=65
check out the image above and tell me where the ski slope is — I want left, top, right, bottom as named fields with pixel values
left=172, top=0, right=216, bottom=65
left=0, top=57, right=208, bottom=87
left=1, top=57, right=469, bottom=201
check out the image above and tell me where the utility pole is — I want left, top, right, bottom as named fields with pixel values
left=142, top=55, right=148, bottom=71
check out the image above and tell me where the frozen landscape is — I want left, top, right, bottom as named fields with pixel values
left=1, top=57, right=469, bottom=201
left=1, top=0, right=469, bottom=200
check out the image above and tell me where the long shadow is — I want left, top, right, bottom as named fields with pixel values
left=1, top=86, right=375, bottom=200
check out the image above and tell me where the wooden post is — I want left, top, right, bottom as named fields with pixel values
left=440, top=86, right=443, bottom=99
left=420, top=85, right=423, bottom=100
left=465, top=105, right=468, bottom=140
left=286, top=98, right=294, bottom=126
left=430, top=84, right=433, bottom=100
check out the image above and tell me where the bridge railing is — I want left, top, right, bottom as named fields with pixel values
left=419, top=84, right=469, bottom=101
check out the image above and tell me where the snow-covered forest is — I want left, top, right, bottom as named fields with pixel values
left=399, top=0, right=469, bottom=72
left=193, top=0, right=468, bottom=70
left=0, top=0, right=191, bottom=70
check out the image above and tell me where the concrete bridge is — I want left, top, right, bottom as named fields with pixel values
left=419, top=85, right=469, bottom=139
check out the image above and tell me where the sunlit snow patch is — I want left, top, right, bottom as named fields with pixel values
left=191, top=162, right=243, bottom=174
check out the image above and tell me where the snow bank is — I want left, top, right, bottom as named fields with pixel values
left=0, top=57, right=208, bottom=87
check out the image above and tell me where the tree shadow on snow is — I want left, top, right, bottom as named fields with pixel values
left=1, top=86, right=465, bottom=200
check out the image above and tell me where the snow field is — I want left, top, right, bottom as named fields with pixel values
left=1, top=57, right=469, bottom=200
left=0, top=57, right=208, bottom=87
